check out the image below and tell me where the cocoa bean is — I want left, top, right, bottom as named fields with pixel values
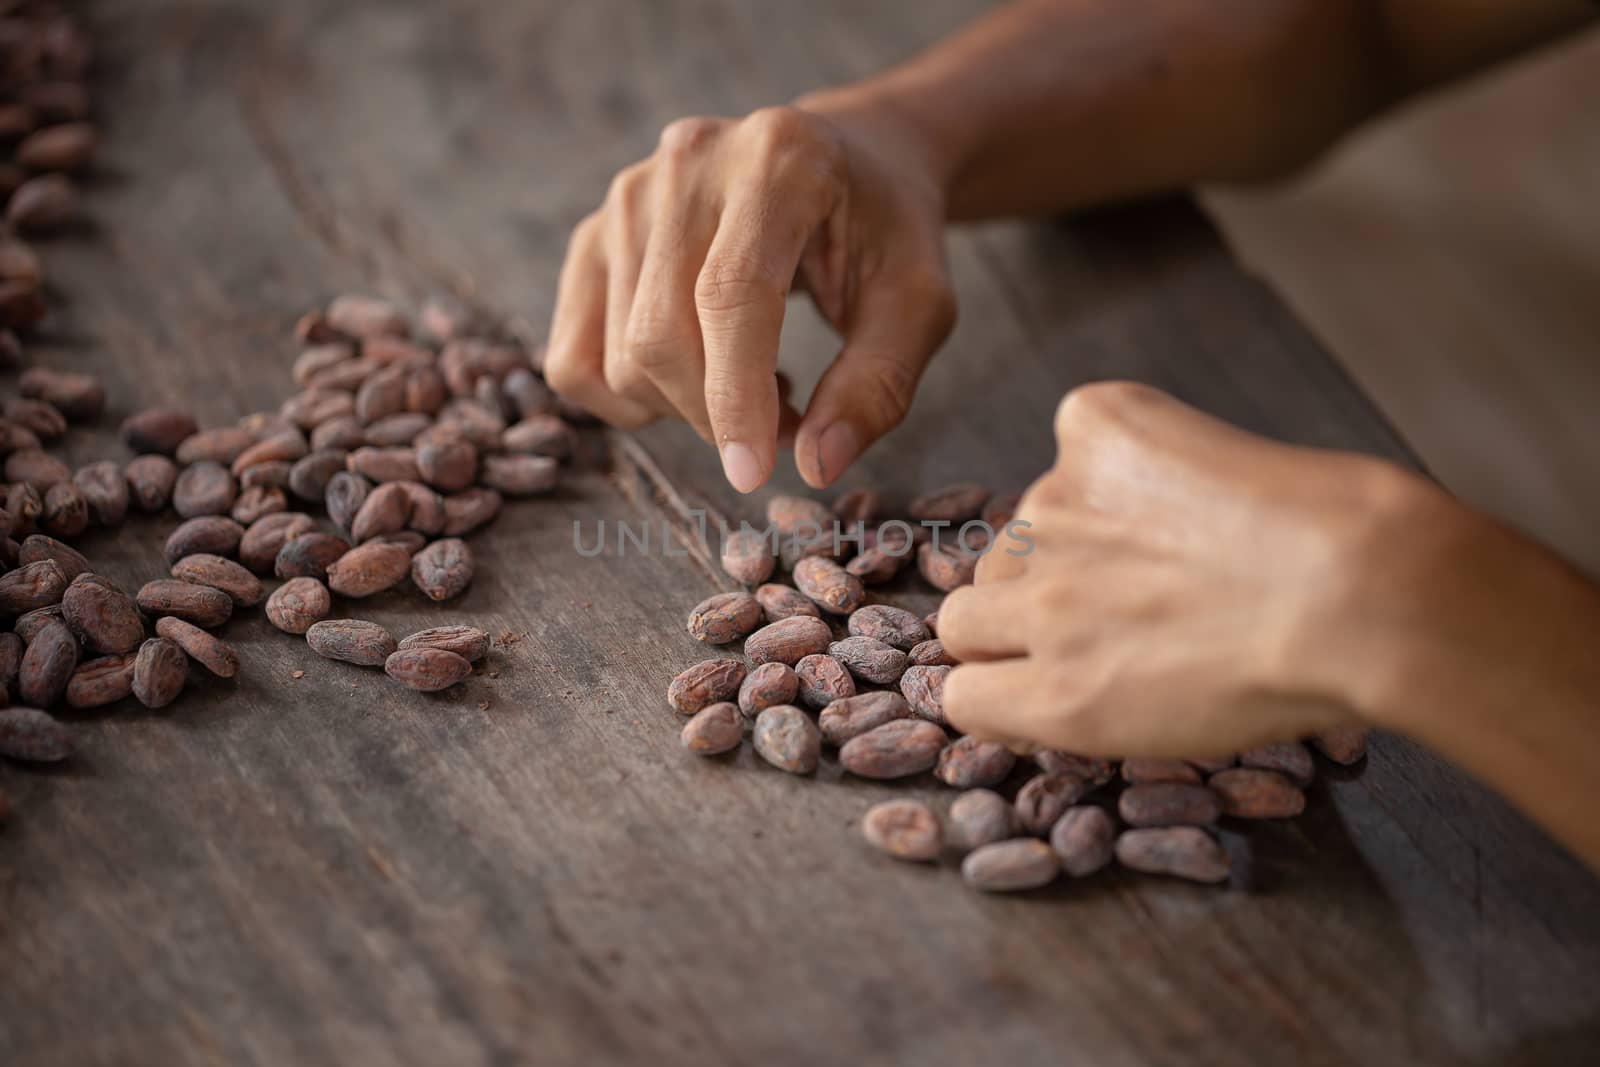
left=0, top=706, right=71, bottom=761
left=410, top=538, right=474, bottom=601
left=685, top=590, right=762, bottom=645
left=415, top=438, right=477, bottom=492
left=1238, top=741, right=1315, bottom=786
left=120, top=408, right=197, bottom=455
left=839, top=718, right=947, bottom=779
left=347, top=446, right=420, bottom=484
left=324, top=470, right=371, bottom=534
left=373, top=531, right=427, bottom=555
left=397, top=624, right=490, bottom=663
left=899, top=664, right=950, bottom=725
left=1311, top=726, right=1369, bottom=766
left=934, top=736, right=1017, bottom=789
left=1188, top=754, right=1238, bottom=775
left=502, top=414, right=577, bottom=460
left=0, top=632, right=21, bottom=693
left=274, top=532, right=351, bottom=581
left=861, top=798, right=941, bottom=862
left=1115, top=827, right=1231, bottom=884
left=72, top=461, right=128, bottom=525
left=238, top=512, right=317, bottom=574
left=40, top=481, right=87, bottom=538
left=365, top=336, right=435, bottom=369
left=1015, top=773, right=1088, bottom=836
left=14, top=605, right=63, bottom=643
left=1118, top=783, right=1222, bottom=828
left=19, top=534, right=89, bottom=581
left=154, top=616, right=237, bottom=678
left=384, top=647, right=472, bottom=691
left=828, top=635, right=908, bottom=686
left=1050, top=806, right=1115, bottom=878
left=1207, top=768, right=1305, bottom=819
left=325, top=294, right=408, bottom=339
left=479, top=454, right=558, bottom=496
left=350, top=481, right=412, bottom=543
left=818, top=691, right=911, bottom=746
left=916, top=542, right=976, bottom=592
left=21, top=83, right=90, bottom=124
left=355, top=365, right=407, bottom=424
left=0, top=419, right=41, bottom=454
left=136, top=579, right=233, bottom=629
left=125, top=454, right=178, bottom=511
left=405, top=366, right=449, bottom=415
left=753, top=583, right=820, bottom=622
left=163, top=516, right=245, bottom=566
left=19, top=620, right=77, bottom=706
left=325, top=541, right=411, bottom=598
left=264, top=577, right=330, bottom=635
left=794, top=652, right=855, bottom=710
left=962, top=839, right=1059, bottom=893
left=744, top=615, right=830, bottom=666
left=1121, top=758, right=1202, bottom=786
left=293, top=343, right=354, bottom=386
left=844, top=546, right=904, bottom=585
left=947, top=789, right=1019, bottom=853
left=176, top=427, right=254, bottom=466
left=5, top=482, right=41, bottom=533
left=765, top=495, right=832, bottom=538
left=737, top=661, right=798, bottom=719
left=909, top=482, right=990, bottom=523
left=846, top=604, right=929, bottom=652
left=287, top=449, right=348, bottom=501
left=16, top=122, right=96, bottom=170
left=17, top=367, right=104, bottom=421
left=831, top=488, right=880, bottom=525
left=1035, top=751, right=1116, bottom=790
left=720, top=527, right=776, bottom=587
left=752, top=704, right=820, bottom=774
left=310, top=416, right=366, bottom=452
left=229, top=430, right=308, bottom=477
left=396, top=482, right=446, bottom=536
left=0, top=278, right=44, bottom=329
left=5, top=447, right=70, bottom=489
left=5, top=398, right=65, bottom=438
left=501, top=368, right=555, bottom=418
left=7, top=175, right=76, bottom=234
left=131, top=637, right=187, bottom=709
left=66, top=653, right=136, bottom=709
left=172, top=460, right=236, bottom=518
left=680, top=702, right=743, bottom=756
left=0, top=559, right=65, bottom=615
left=667, top=658, right=747, bottom=715
left=306, top=619, right=396, bottom=666
left=792, top=556, right=863, bottom=615
left=230, top=484, right=286, bottom=525
left=908, top=639, right=957, bottom=668
left=61, top=573, right=143, bottom=654
left=170, top=553, right=264, bottom=606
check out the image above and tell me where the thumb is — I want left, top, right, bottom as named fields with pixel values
left=794, top=265, right=955, bottom=488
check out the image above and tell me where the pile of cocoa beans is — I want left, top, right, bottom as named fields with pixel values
left=670, top=488, right=1370, bottom=893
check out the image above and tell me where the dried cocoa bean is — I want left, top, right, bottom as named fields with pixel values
left=753, top=583, right=820, bottom=622
left=861, top=798, right=941, bottom=862
left=1034, top=751, right=1116, bottom=789
left=6, top=398, right=66, bottom=438
left=1118, top=783, right=1222, bottom=828
left=744, top=615, right=830, bottom=666
left=0, top=559, right=65, bottom=615
left=19, top=620, right=77, bottom=707
left=1239, top=741, right=1315, bottom=786
left=0, top=632, right=21, bottom=693
left=680, top=702, right=744, bottom=756
left=163, top=515, right=245, bottom=565
left=909, top=482, right=990, bottom=523
left=155, top=616, right=237, bottom=678
left=934, top=736, right=1017, bottom=789
left=1188, top=754, right=1238, bottom=775
left=8, top=173, right=75, bottom=233
left=720, top=527, right=776, bottom=587
left=1207, top=768, right=1305, bottom=819
left=5, top=447, right=70, bottom=489
left=397, top=624, right=490, bottom=663
left=293, top=343, right=354, bottom=386
left=1121, top=758, right=1202, bottom=786
left=176, top=427, right=254, bottom=466
left=306, top=619, right=396, bottom=666
left=14, top=605, right=63, bottom=643
left=899, top=664, right=950, bottom=725
left=908, top=639, right=957, bottom=667
left=752, top=704, right=820, bottom=774
left=274, top=532, right=351, bottom=580
left=828, top=635, right=908, bottom=686
left=172, top=460, right=237, bottom=518
left=355, top=365, right=408, bottom=424
left=131, top=637, right=187, bottom=709
left=0, top=706, right=71, bottom=761
left=1015, top=773, right=1088, bottom=836
left=136, top=579, right=233, bottom=629
left=373, top=530, right=427, bottom=555
left=287, top=449, right=348, bottom=501
left=1115, top=827, right=1231, bottom=884
left=347, top=446, right=420, bottom=484
left=686, top=591, right=762, bottom=645
left=846, top=604, right=929, bottom=652
left=406, top=366, right=449, bottom=415
left=229, top=430, right=308, bottom=477
left=326, top=294, right=409, bottom=339
left=947, top=789, right=1019, bottom=853
left=19, top=534, right=89, bottom=582
left=5, top=482, right=41, bottom=533
left=324, top=470, right=371, bottom=534
left=839, top=718, right=947, bottom=779
left=501, top=368, right=555, bottom=417
left=1050, top=806, right=1115, bottom=878
left=16, top=122, right=96, bottom=170
left=231, top=484, right=286, bottom=525
left=410, top=538, right=474, bottom=601
left=125, top=454, right=178, bottom=511
left=350, top=481, right=412, bottom=543
left=766, top=495, right=832, bottom=538
left=818, top=691, right=911, bottom=746
left=792, top=556, right=863, bottom=616
left=831, top=488, right=880, bottom=525
left=396, top=481, right=446, bottom=536
left=384, top=647, right=473, bottom=691
left=737, top=661, right=798, bottom=719
left=962, top=839, right=1059, bottom=893
left=1311, top=726, right=1369, bottom=765
left=325, top=541, right=411, bottom=598
left=501, top=415, right=577, bottom=460
left=0, top=420, right=41, bottom=454
left=61, top=573, right=143, bottom=654
left=120, top=408, right=197, bottom=455
left=40, top=482, right=87, bottom=538
left=170, top=553, right=264, bottom=606
left=17, top=367, right=104, bottom=421
left=264, top=577, right=330, bottom=635
left=66, top=654, right=136, bottom=710
left=667, top=658, right=747, bottom=715
left=794, top=652, right=855, bottom=710
left=72, top=461, right=128, bottom=525
left=415, top=438, right=477, bottom=492
left=310, top=416, right=366, bottom=452
left=238, top=512, right=317, bottom=574
left=917, top=542, right=976, bottom=592
left=479, top=453, right=558, bottom=496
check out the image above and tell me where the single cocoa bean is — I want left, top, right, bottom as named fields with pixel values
left=501, top=414, right=577, bottom=460
left=828, top=636, right=908, bottom=687
left=231, top=484, right=286, bottom=525
left=845, top=546, right=906, bottom=585
left=120, top=408, right=197, bottom=455
left=264, top=577, right=331, bottom=635
left=752, top=704, right=820, bottom=774
left=1118, top=783, right=1222, bottom=828
left=935, top=736, right=1017, bottom=789
left=172, top=460, right=237, bottom=518
left=908, top=639, right=957, bottom=668
left=845, top=604, right=929, bottom=652
left=72, top=461, right=129, bottom=525
left=667, top=658, right=747, bottom=715
left=347, top=446, right=420, bottom=484
left=737, top=661, right=798, bottom=719
left=125, top=454, right=178, bottom=511
left=753, top=583, right=820, bottom=622
left=909, top=482, right=990, bottom=523
left=1049, top=806, right=1116, bottom=878
left=61, top=573, right=143, bottom=654
left=861, top=798, right=941, bottom=862
left=306, top=619, right=397, bottom=666
left=229, top=430, right=308, bottom=477
left=839, top=718, right=946, bottom=779
left=292, top=342, right=354, bottom=386
left=415, top=438, right=477, bottom=492
left=7, top=175, right=76, bottom=234
left=40, top=481, right=88, bottom=538
left=355, top=365, right=408, bottom=424
left=479, top=453, right=558, bottom=496
left=136, top=579, right=233, bottom=629
left=66, top=654, right=136, bottom=709
left=324, top=470, right=371, bottom=534
left=1311, top=726, right=1369, bottom=766
left=275, top=531, right=351, bottom=580
left=16, top=121, right=96, bottom=170
left=396, top=481, right=446, bottom=536
left=1239, top=741, right=1315, bottom=786
left=818, top=691, right=911, bottom=746
left=720, top=527, right=776, bottom=587
left=917, top=542, right=976, bottom=592
left=685, top=591, right=762, bottom=645
left=792, top=556, right=864, bottom=616
left=1034, top=751, right=1117, bottom=790
left=1121, top=758, right=1202, bottom=786
left=326, top=294, right=408, bottom=339
left=744, top=615, right=831, bottom=666
left=5, top=482, right=42, bottom=534
left=397, top=624, right=490, bottom=663
left=501, top=367, right=556, bottom=417
left=0, top=559, right=65, bottom=615
left=766, top=495, right=832, bottom=538
left=14, top=605, right=64, bottom=643
left=899, top=664, right=950, bottom=725
left=132, top=637, right=187, bottom=709
left=794, top=652, right=855, bottom=710
left=0, top=419, right=41, bottom=454
left=238, top=512, right=317, bottom=574
left=0, top=706, right=71, bottom=761
left=310, top=416, right=366, bottom=452
left=947, top=789, right=1019, bottom=853
left=5, top=447, right=70, bottom=489
left=410, top=538, right=474, bottom=601
left=372, top=530, right=427, bottom=555
left=1015, top=773, right=1088, bottom=836
left=325, top=541, right=411, bottom=598
left=19, top=534, right=89, bottom=582
left=170, top=553, right=264, bottom=606
left=287, top=449, right=348, bottom=501
left=962, top=839, right=1059, bottom=893
left=1207, top=768, right=1305, bottom=819
left=350, top=481, right=412, bottom=543
left=19, top=620, right=77, bottom=706
left=163, top=516, right=245, bottom=566
left=680, top=701, right=743, bottom=756
left=1115, top=827, right=1231, bottom=884
left=155, top=616, right=237, bottom=678
left=6, top=398, right=66, bottom=438
left=384, top=647, right=472, bottom=691
left=176, top=427, right=255, bottom=466
left=406, top=366, right=450, bottom=415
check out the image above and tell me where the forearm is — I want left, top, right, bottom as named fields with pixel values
left=799, top=0, right=1591, bottom=221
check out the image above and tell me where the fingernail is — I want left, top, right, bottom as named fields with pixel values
left=720, top=442, right=764, bottom=494
left=816, top=421, right=858, bottom=485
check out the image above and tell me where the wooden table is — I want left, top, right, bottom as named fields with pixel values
left=5, top=3, right=1598, bottom=1064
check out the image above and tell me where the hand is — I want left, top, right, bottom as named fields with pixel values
left=544, top=100, right=956, bottom=492
left=939, top=382, right=1436, bottom=758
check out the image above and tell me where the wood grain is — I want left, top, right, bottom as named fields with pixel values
left=1, top=3, right=1596, bottom=1065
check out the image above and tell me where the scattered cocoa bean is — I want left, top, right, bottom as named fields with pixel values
left=861, top=799, right=941, bottom=862
left=125, top=454, right=178, bottom=512
left=410, top=538, right=474, bottom=601
left=934, top=736, right=1017, bottom=789
left=66, top=653, right=136, bottom=709
left=274, top=531, right=351, bottom=580
left=396, top=481, right=446, bottom=535
left=1044, top=806, right=1115, bottom=878
left=962, top=839, right=1059, bottom=893
left=792, top=556, right=864, bottom=616
left=442, top=487, right=503, bottom=536
left=501, top=415, right=577, bottom=460
left=5, top=447, right=69, bottom=489
left=154, top=616, right=237, bottom=678
left=1208, top=768, right=1305, bottom=819
left=72, top=461, right=129, bottom=525
left=846, top=604, right=929, bottom=652
left=908, top=639, right=957, bottom=668
left=680, top=702, right=743, bottom=756
left=839, top=718, right=947, bottom=779
left=172, top=460, right=237, bottom=518
left=1118, top=783, right=1222, bottom=828
left=176, top=427, right=254, bottom=466
left=415, top=438, right=477, bottom=492
left=324, top=470, right=371, bottom=534
left=120, top=408, right=198, bottom=455
left=0, top=705, right=71, bottom=761
left=136, top=579, right=233, bottom=629
left=310, top=416, right=366, bottom=452
left=1015, top=773, right=1088, bottom=836
left=349, top=481, right=412, bottom=543
left=818, top=691, right=911, bottom=746
left=238, top=512, right=317, bottom=574
left=947, top=789, right=1019, bottom=854
left=1239, top=741, right=1315, bottom=786
left=355, top=365, right=408, bottom=424
left=14, top=605, right=63, bottom=643
left=1035, top=750, right=1116, bottom=789
left=397, top=624, right=490, bottom=663
left=16, top=121, right=96, bottom=171
left=6, top=398, right=66, bottom=438
left=170, top=553, right=264, bottom=606
left=909, top=482, right=990, bottom=523
left=286, top=449, right=348, bottom=502
left=667, top=658, right=747, bottom=715
left=1115, top=827, right=1231, bottom=884
left=752, top=704, right=820, bottom=774
left=19, top=534, right=89, bottom=581
left=844, top=546, right=904, bottom=585
left=326, top=541, right=411, bottom=598
left=39, top=481, right=87, bottom=538
left=720, top=527, right=776, bottom=587
left=326, top=294, right=408, bottom=340
left=61, top=573, right=143, bottom=654
left=0, top=559, right=65, bottom=615
left=19, top=620, right=77, bottom=706
left=794, top=652, right=855, bottom=710
left=829, top=635, right=909, bottom=686
left=231, top=484, right=286, bottom=525
left=899, top=664, right=950, bottom=725
left=1188, top=754, right=1238, bottom=775
left=737, top=661, right=798, bottom=719
left=752, top=583, right=820, bottom=622
left=264, top=577, right=330, bottom=635
left=347, top=446, right=421, bottom=484
left=384, top=647, right=472, bottom=691
left=916, top=542, right=976, bottom=592
left=744, top=615, right=831, bottom=666
left=479, top=454, right=558, bottom=496
left=685, top=590, right=762, bottom=645
left=306, top=619, right=397, bottom=666
left=1121, top=758, right=1202, bottom=786
left=7, top=174, right=76, bottom=234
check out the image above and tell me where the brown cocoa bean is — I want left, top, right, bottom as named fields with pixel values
left=831, top=488, right=880, bottom=525
left=1311, top=726, right=1369, bottom=765
left=818, top=691, right=910, bottom=746
left=355, top=365, right=408, bottom=424
left=753, top=583, right=820, bottom=622
left=909, top=482, right=990, bottom=523
left=287, top=449, right=348, bottom=502
left=0, top=631, right=21, bottom=693
left=5, top=482, right=41, bottom=533
left=66, top=653, right=136, bottom=709
left=230, top=484, right=286, bottom=525
left=415, top=438, right=477, bottom=492
left=792, top=556, right=863, bottom=616
left=479, top=453, right=558, bottom=496
left=947, top=789, right=1019, bottom=853
left=230, top=429, right=308, bottom=477
left=384, top=647, right=472, bottom=691
left=275, top=532, right=351, bottom=580
left=1121, top=758, right=1202, bottom=786
left=502, top=415, right=577, bottom=460
left=720, top=527, right=776, bottom=587
left=1015, top=773, right=1089, bottom=835
left=61, top=573, right=143, bottom=654
left=350, top=481, right=412, bottom=543
left=171, top=554, right=264, bottom=606
left=324, top=470, right=371, bottom=534
left=501, top=368, right=556, bottom=417
left=1208, top=768, right=1305, bottom=819
left=934, top=736, right=1017, bottom=789
left=172, top=461, right=237, bottom=518
left=667, top=658, right=747, bottom=715
left=405, top=365, right=449, bottom=415
left=326, top=294, right=409, bottom=339
left=1239, top=741, right=1315, bottom=786
left=347, top=446, right=421, bottom=484
left=7, top=175, right=76, bottom=234
left=40, top=481, right=87, bottom=538
left=18, top=366, right=104, bottom=421
left=680, top=701, right=744, bottom=756
left=766, top=495, right=832, bottom=538
left=264, top=577, right=330, bottom=635
left=846, top=604, right=929, bottom=652
left=120, top=408, right=197, bottom=455
left=0, top=559, right=65, bottom=615
left=917, top=542, right=976, bottom=592
left=828, top=635, right=909, bottom=686
left=242, top=467, right=293, bottom=495
left=0, top=278, right=44, bottom=329
left=19, top=620, right=77, bottom=706
left=899, top=664, right=950, bottom=725
left=5, top=398, right=66, bottom=438
left=1188, top=754, right=1238, bottom=775
left=326, top=541, right=411, bottom=598
left=962, top=839, right=1059, bottom=892
left=1118, top=783, right=1222, bottom=828
left=372, top=531, right=427, bottom=555
left=908, top=639, right=957, bottom=668
left=132, top=637, right=187, bottom=709
left=794, top=652, right=855, bottom=710
left=136, top=579, right=233, bottom=629
left=396, top=481, right=447, bottom=536
left=310, top=416, right=366, bottom=452
left=0, top=705, right=71, bottom=761
left=404, top=538, right=471, bottom=602
left=72, top=461, right=129, bottom=525
left=16, top=121, right=96, bottom=170
left=397, top=624, right=490, bottom=663
left=737, top=661, right=798, bottom=719
left=844, top=546, right=906, bottom=585
left=1049, top=806, right=1116, bottom=878
left=744, top=615, right=830, bottom=666
left=304, top=355, right=380, bottom=394
left=752, top=704, right=820, bottom=774
left=293, top=343, right=354, bottom=386
left=1035, top=750, right=1117, bottom=790
left=176, top=427, right=255, bottom=466
left=19, top=534, right=90, bottom=582
left=1115, top=827, right=1231, bottom=884
left=164, top=516, right=245, bottom=566
left=5, top=447, right=70, bottom=489
left=125, top=454, right=178, bottom=511
left=861, top=798, right=941, bottom=862
left=238, top=512, right=317, bottom=574
left=0, top=419, right=42, bottom=454
left=435, top=398, right=506, bottom=448
left=155, top=616, right=238, bottom=678
left=306, top=619, right=396, bottom=666
left=14, top=605, right=64, bottom=643
left=839, top=718, right=946, bottom=779
left=685, top=591, right=762, bottom=645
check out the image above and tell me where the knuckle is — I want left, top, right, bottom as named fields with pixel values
left=854, top=358, right=917, bottom=431
left=743, top=105, right=814, bottom=154
left=657, top=116, right=721, bottom=160
left=1054, top=380, right=1154, bottom=438
left=623, top=317, right=692, bottom=373
left=564, top=211, right=603, bottom=258
left=605, top=162, right=651, bottom=209
left=695, top=256, right=781, bottom=315
left=543, top=351, right=590, bottom=399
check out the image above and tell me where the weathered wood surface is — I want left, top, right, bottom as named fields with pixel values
left=2, top=2, right=1597, bottom=1065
